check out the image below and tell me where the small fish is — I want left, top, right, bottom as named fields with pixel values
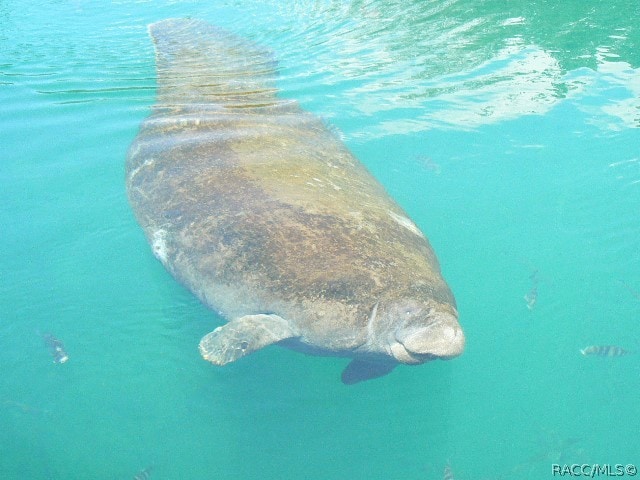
left=3, top=399, right=40, bottom=415
left=524, top=268, right=540, bottom=310
left=443, top=463, right=455, bottom=480
left=414, top=154, right=442, bottom=174
left=580, top=345, right=629, bottom=357
left=42, top=333, right=69, bottom=364
left=618, top=280, right=640, bottom=301
left=524, top=286, right=538, bottom=310
left=529, top=269, right=540, bottom=283
left=133, top=466, right=153, bottom=480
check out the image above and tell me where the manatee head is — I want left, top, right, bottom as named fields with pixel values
left=380, top=299, right=464, bottom=365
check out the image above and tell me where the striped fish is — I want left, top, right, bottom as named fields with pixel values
left=133, top=466, right=153, bottom=480
left=580, top=345, right=629, bottom=357
left=443, top=463, right=455, bottom=480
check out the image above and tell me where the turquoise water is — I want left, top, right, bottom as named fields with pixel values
left=1, top=1, right=639, bottom=479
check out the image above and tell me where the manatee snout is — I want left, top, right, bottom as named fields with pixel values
left=393, top=312, right=465, bottom=364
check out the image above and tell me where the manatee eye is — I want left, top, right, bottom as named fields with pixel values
left=239, top=340, right=249, bottom=351
left=404, top=306, right=423, bottom=317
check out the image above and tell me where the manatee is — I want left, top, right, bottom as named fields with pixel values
left=126, top=18, right=465, bottom=384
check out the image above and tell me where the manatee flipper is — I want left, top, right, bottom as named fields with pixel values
left=199, top=314, right=295, bottom=365
left=341, top=359, right=397, bottom=385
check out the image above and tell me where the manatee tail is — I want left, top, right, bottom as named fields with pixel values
left=148, top=18, right=278, bottom=107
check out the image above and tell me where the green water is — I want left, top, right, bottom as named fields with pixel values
left=1, top=1, right=639, bottom=479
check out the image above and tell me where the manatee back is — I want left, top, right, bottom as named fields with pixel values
left=126, top=19, right=455, bottom=342
left=148, top=18, right=278, bottom=107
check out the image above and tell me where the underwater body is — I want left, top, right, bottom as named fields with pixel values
left=126, top=18, right=464, bottom=385
left=1, top=1, right=639, bottom=478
